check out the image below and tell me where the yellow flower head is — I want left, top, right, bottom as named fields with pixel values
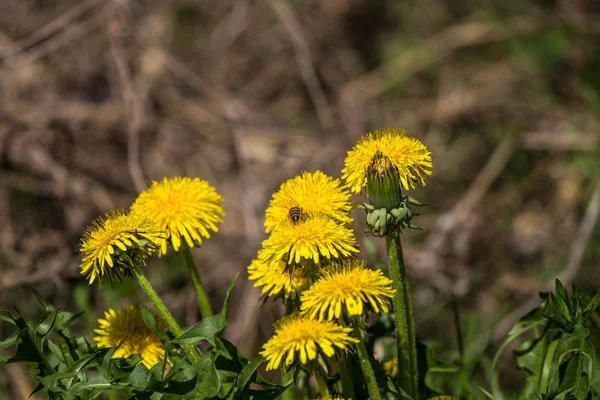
left=260, top=214, right=359, bottom=268
left=300, top=260, right=395, bottom=321
left=264, top=171, right=352, bottom=233
left=130, top=177, right=225, bottom=256
left=94, top=306, right=166, bottom=369
left=247, top=255, right=309, bottom=300
left=260, top=314, right=358, bottom=371
left=79, top=209, right=163, bottom=287
left=342, top=128, right=433, bottom=194
left=383, top=358, right=398, bottom=378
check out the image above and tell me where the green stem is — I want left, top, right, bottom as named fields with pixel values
left=339, top=356, right=356, bottom=400
left=282, top=299, right=294, bottom=400
left=132, top=268, right=200, bottom=363
left=182, top=245, right=213, bottom=319
left=386, top=232, right=418, bottom=399
left=354, top=324, right=382, bottom=400
left=314, top=368, right=330, bottom=398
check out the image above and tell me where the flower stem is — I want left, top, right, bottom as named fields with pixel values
left=353, top=324, right=382, bottom=400
left=339, top=357, right=356, bottom=399
left=314, top=368, right=330, bottom=398
left=181, top=244, right=213, bottom=319
left=282, top=300, right=294, bottom=400
left=386, top=232, right=418, bottom=399
left=132, top=267, right=200, bottom=363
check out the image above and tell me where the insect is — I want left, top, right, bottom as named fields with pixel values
left=288, top=206, right=302, bottom=222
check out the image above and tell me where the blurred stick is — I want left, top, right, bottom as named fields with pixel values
left=269, top=0, right=336, bottom=134
left=108, top=0, right=147, bottom=193
left=340, top=16, right=538, bottom=107
left=0, top=0, right=100, bottom=58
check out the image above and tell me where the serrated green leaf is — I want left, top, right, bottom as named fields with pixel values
left=491, top=307, right=547, bottom=379
left=583, top=292, right=600, bottom=319
left=237, top=357, right=264, bottom=392
left=173, top=274, right=238, bottom=347
left=141, top=307, right=168, bottom=341
left=0, top=310, right=16, bottom=326
left=36, top=308, right=58, bottom=337
left=32, top=288, right=54, bottom=313
left=193, top=353, right=220, bottom=399
left=0, top=330, right=20, bottom=349
left=129, top=363, right=150, bottom=389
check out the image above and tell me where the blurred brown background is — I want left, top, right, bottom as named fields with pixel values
left=1, top=0, right=600, bottom=397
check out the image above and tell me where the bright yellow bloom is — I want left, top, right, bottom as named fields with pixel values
left=130, top=177, right=225, bottom=256
left=260, top=314, right=358, bottom=371
left=94, top=306, right=166, bottom=369
left=383, top=358, right=398, bottom=378
left=300, top=260, right=395, bottom=321
left=79, top=209, right=163, bottom=287
left=342, top=128, right=433, bottom=194
left=264, top=171, right=352, bottom=233
left=247, top=255, right=309, bottom=299
left=260, top=214, right=359, bottom=268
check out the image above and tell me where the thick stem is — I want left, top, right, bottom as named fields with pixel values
left=182, top=245, right=213, bottom=319
left=132, top=268, right=200, bottom=363
left=386, top=232, right=419, bottom=399
left=314, top=368, right=330, bottom=398
left=354, top=324, right=382, bottom=400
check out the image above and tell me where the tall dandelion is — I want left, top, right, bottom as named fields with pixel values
left=342, top=128, right=433, bottom=399
left=94, top=306, right=166, bottom=369
left=264, top=171, right=352, bottom=233
left=261, top=314, right=358, bottom=398
left=247, top=255, right=309, bottom=300
left=131, top=176, right=225, bottom=319
left=130, top=177, right=225, bottom=256
left=300, top=260, right=394, bottom=322
left=79, top=209, right=163, bottom=288
left=260, top=213, right=358, bottom=269
left=260, top=314, right=357, bottom=371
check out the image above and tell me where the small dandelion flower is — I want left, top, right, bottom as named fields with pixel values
left=260, top=314, right=358, bottom=371
left=247, top=255, right=309, bottom=299
left=130, top=177, right=225, bottom=256
left=342, top=128, right=433, bottom=194
left=79, top=209, right=163, bottom=287
left=260, top=214, right=359, bottom=268
left=300, top=260, right=395, bottom=321
left=265, top=171, right=352, bottom=233
left=383, top=358, right=398, bottom=378
left=94, top=306, right=166, bottom=369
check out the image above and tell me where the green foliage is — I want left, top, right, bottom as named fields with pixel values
left=491, top=280, right=600, bottom=400
left=0, top=278, right=287, bottom=399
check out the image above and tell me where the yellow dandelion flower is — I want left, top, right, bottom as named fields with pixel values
left=260, top=214, right=359, bottom=268
left=247, top=255, right=309, bottom=299
left=260, top=314, right=358, bottom=371
left=130, top=177, right=225, bottom=256
left=383, top=358, right=398, bottom=378
left=79, top=209, right=163, bottom=287
left=300, top=260, right=395, bottom=321
left=342, top=128, right=433, bottom=194
left=94, top=306, right=166, bottom=369
left=264, top=171, right=352, bottom=233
